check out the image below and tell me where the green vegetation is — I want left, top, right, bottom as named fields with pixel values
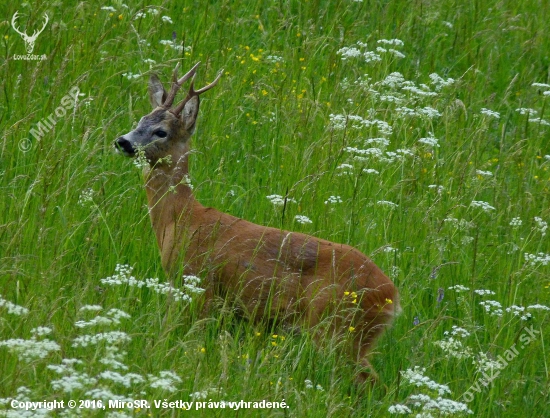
left=1, top=0, right=549, bottom=416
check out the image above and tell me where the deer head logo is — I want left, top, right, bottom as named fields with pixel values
left=11, top=11, right=49, bottom=54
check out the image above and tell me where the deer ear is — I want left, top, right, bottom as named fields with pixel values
left=148, top=74, right=167, bottom=108
left=181, top=95, right=200, bottom=134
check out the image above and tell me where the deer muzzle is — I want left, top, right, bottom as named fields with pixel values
left=115, top=136, right=136, bottom=156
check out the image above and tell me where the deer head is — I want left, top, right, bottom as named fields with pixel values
left=115, top=62, right=222, bottom=166
left=11, top=11, right=49, bottom=54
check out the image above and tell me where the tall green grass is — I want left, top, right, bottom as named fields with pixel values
left=1, top=0, right=549, bottom=416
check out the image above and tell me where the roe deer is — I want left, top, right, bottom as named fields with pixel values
left=115, top=62, right=400, bottom=384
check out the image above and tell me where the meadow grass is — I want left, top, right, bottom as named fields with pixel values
left=1, top=0, right=549, bottom=416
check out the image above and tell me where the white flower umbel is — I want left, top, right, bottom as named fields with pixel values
left=148, top=371, right=182, bottom=393
left=100, top=265, right=203, bottom=302
left=434, top=337, right=473, bottom=360
left=474, top=289, right=496, bottom=296
left=0, top=337, right=60, bottom=362
left=0, top=295, right=29, bottom=316
left=524, top=252, right=550, bottom=267
left=479, top=300, right=503, bottom=317
left=480, top=108, right=500, bottom=119
left=98, top=371, right=145, bottom=388
left=401, top=367, right=451, bottom=395
left=418, top=133, right=440, bottom=148
left=295, top=215, right=313, bottom=224
left=266, top=194, right=297, bottom=206
left=470, top=200, right=496, bottom=212
left=509, top=217, right=522, bottom=227
left=534, top=217, right=547, bottom=236
left=448, top=284, right=470, bottom=293
left=75, top=308, right=131, bottom=329
left=325, top=195, right=343, bottom=204
left=72, top=331, right=131, bottom=348
left=390, top=367, right=473, bottom=415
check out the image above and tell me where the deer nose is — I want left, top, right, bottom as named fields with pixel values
left=115, top=137, right=135, bottom=156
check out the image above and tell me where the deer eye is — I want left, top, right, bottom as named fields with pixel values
left=154, top=130, right=168, bottom=138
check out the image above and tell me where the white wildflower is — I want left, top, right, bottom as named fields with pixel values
left=444, top=326, right=470, bottom=338
left=265, top=55, right=284, bottom=63
left=122, top=72, right=141, bottom=80
left=72, top=331, right=131, bottom=348
left=534, top=217, right=547, bottom=236
left=479, top=300, right=503, bottom=317
left=78, top=188, right=94, bottom=206
left=418, top=107, right=441, bottom=118
left=430, top=73, right=455, bottom=91
left=516, top=108, right=537, bottom=115
left=480, top=108, right=500, bottom=119
left=448, top=284, right=470, bottom=292
left=474, top=352, right=505, bottom=373
left=418, top=133, right=440, bottom=148
left=295, top=215, right=313, bottom=224
left=363, top=168, right=380, bottom=174
left=476, top=169, right=493, bottom=177
left=377, top=39, right=404, bottom=46
left=337, top=47, right=363, bottom=60
left=470, top=200, right=496, bottom=212
left=434, top=337, right=473, bottom=359
left=474, top=289, right=496, bottom=296
left=364, top=137, right=390, bottom=147
left=401, top=367, right=451, bottom=395
left=266, top=194, right=296, bottom=206
left=0, top=338, right=60, bottom=361
left=528, top=117, right=550, bottom=126
left=380, top=72, right=406, bottom=88
left=363, top=51, right=382, bottom=63
left=531, top=82, right=550, bottom=89
left=505, top=305, right=525, bottom=316
left=99, top=371, right=145, bottom=387
left=51, top=372, right=97, bottom=393
left=509, top=217, right=522, bottom=227
left=161, top=16, right=173, bottom=23
left=30, top=327, right=52, bottom=337
left=0, top=295, right=29, bottom=316
left=148, top=371, right=182, bottom=392
left=402, top=85, right=436, bottom=97
left=325, top=195, right=343, bottom=204
left=388, top=48, right=406, bottom=58
left=388, top=404, right=412, bottom=414
left=524, top=252, right=550, bottom=267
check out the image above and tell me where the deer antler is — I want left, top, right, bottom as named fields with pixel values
left=171, top=68, right=224, bottom=116
left=163, top=62, right=201, bottom=108
left=11, top=11, right=25, bottom=38
left=32, top=13, right=49, bottom=39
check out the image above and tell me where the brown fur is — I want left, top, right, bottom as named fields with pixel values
left=115, top=64, right=400, bottom=384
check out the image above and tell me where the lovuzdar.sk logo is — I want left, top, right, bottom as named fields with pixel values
left=11, top=11, right=49, bottom=60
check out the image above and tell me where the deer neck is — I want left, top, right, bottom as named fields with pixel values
left=143, top=145, right=199, bottom=249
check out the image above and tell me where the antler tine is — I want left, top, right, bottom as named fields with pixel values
left=33, top=13, right=49, bottom=37
left=177, top=61, right=201, bottom=85
left=194, top=69, right=224, bottom=94
left=163, top=62, right=200, bottom=108
left=11, top=11, right=24, bottom=37
left=171, top=69, right=224, bottom=116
